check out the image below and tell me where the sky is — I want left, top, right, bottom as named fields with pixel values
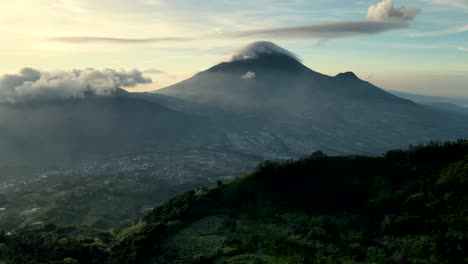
left=0, top=0, right=467, bottom=97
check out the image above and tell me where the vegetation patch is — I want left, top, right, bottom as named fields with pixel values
left=2, top=141, right=468, bottom=263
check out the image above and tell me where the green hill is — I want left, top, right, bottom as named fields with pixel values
left=2, top=141, right=468, bottom=264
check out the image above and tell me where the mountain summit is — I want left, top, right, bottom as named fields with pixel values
left=206, top=41, right=312, bottom=75
left=230, top=41, right=301, bottom=62
left=335, top=71, right=360, bottom=81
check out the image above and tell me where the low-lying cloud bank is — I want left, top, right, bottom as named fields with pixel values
left=0, top=68, right=152, bottom=103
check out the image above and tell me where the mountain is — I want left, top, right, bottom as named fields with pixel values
left=158, top=42, right=409, bottom=112
left=387, top=89, right=468, bottom=107
left=3, top=41, right=467, bottom=159
left=3, top=141, right=468, bottom=263
left=422, top=102, right=468, bottom=116
left=385, top=90, right=468, bottom=116
left=0, top=91, right=222, bottom=161
left=2, top=41, right=468, bottom=233
left=157, top=41, right=468, bottom=155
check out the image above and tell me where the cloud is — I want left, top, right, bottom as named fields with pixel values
left=428, top=0, right=468, bottom=8
left=0, top=68, right=152, bottom=103
left=143, top=68, right=167, bottom=74
left=230, top=21, right=412, bottom=40
left=409, top=24, right=468, bottom=37
left=458, top=47, right=468, bottom=51
left=46, top=1, right=419, bottom=45
left=366, top=0, right=420, bottom=22
left=105, top=69, right=152, bottom=87
left=241, top=71, right=256, bottom=80
left=228, top=0, right=420, bottom=40
left=227, top=0, right=420, bottom=40
left=49, top=36, right=192, bottom=44
left=461, top=25, right=468, bottom=31
left=232, top=41, right=301, bottom=61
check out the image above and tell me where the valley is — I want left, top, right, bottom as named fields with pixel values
left=0, top=148, right=260, bottom=231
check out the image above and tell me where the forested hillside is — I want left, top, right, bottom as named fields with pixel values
left=1, top=141, right=467, bottom=264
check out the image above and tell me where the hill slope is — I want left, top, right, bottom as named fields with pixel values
left=2, top=141, right=468, bottom=263
left=0, top=92, right=231, bottom=161
left=0, top=91, right=260, bottom=231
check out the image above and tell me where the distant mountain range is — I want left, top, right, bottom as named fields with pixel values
left=387, top=89, right=468, bottom=107
left=1, top=41, right=468, bottom=162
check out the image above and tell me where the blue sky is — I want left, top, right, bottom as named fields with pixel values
left=0, top=0, right=467, bottom=96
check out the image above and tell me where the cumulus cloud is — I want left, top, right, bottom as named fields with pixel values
left=105, top=69, right=152, bottom=87
left=241, top=71, right=256, bottom=80
left=228, top=0, right=420, bottom=40
left=366, top=0, right=420, bottom=22
left=0, top=68, right=152, bottom=103
left=232, top=41, right=301, bottom=61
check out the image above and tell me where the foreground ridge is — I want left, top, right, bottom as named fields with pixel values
left=2, top=140, right=468, bottom=263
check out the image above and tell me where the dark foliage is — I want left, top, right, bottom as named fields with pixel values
left=1, top=225, right=112, bottom=264
left=2, top=140, right=468, bottom=263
